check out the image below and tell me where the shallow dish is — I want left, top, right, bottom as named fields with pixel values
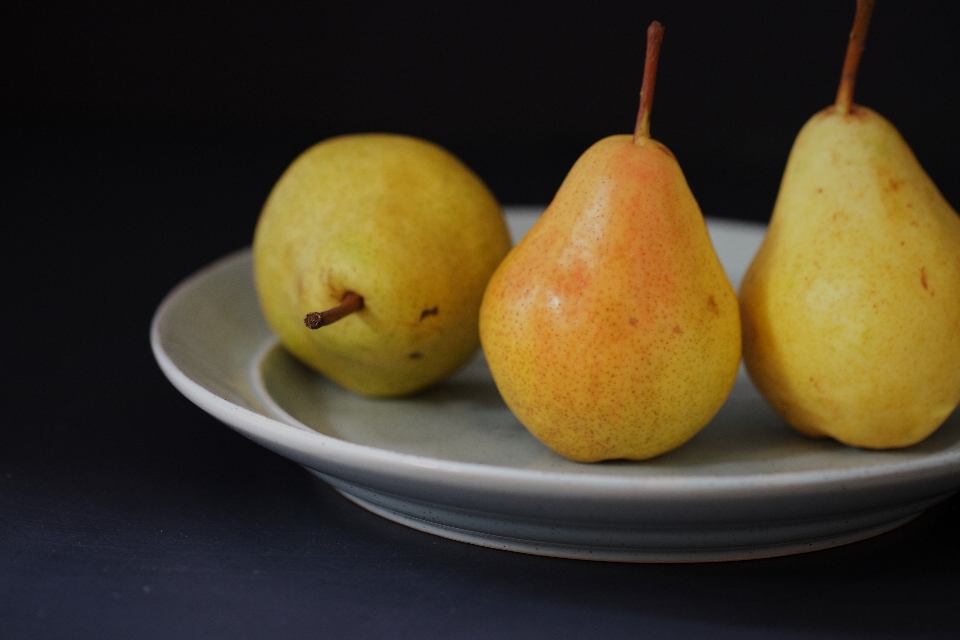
left=151, top=207, right=960, bottom=562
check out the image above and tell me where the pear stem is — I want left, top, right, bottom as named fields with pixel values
left=304, top=291, right=364, bottom=329
left=835, top=0, right=876, bottom=114
left=633, top=21, right=665, bottom=143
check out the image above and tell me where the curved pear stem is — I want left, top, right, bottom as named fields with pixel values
left=633, top=21, right=665, bottom=143
left=304, top=291, right=364, bottom=329
left=835, top=0, right=876, bottom=114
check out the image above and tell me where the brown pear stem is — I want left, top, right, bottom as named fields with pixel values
left=835, top=0, right=876, bottom=114
left=304, top=292, right=364, bottom=329
left=633, top=21, right=665, bottom=143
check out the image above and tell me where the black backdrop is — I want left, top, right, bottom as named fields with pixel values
left=3, top=2, right=960, bottom=638
left=4, top=0, right=959, bottom=215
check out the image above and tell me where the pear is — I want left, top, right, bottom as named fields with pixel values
left=479, top=23, right=741, bottom=462
left=739, top=0, right=960, bottom=449
left=253, top=133, right=512, bottom=397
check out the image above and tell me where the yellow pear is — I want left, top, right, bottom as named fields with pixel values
left=479, top=23, right=741, bottom=462
left=253, top=133, right=512, bottom=397
left=739, top=0, right=960, bottom=448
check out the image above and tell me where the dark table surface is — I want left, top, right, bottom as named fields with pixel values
left=3, top=124, right=960, bottom=640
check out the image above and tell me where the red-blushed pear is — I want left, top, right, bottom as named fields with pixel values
left=253, top=134, right=512, bottom=397
left=479, top=22, right=741, bottom=462
left=739, top=0, right=960, bottom=448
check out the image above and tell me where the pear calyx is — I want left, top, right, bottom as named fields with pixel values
left=304, top=292, right=364, bottom=329
left=835, top=0, right=875, bottom=114
left=633, top=20, right=664, bottom=144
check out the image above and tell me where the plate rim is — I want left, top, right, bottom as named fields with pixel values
left=150, top=232, right=960, bottom=505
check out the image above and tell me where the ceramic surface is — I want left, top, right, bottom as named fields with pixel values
left=151, top=207, right=960, bottom=562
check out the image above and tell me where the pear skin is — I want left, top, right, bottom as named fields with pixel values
left=480, top=134, right=741, bottom=462
left=740, top=106, right=960, bottom=448
left=253, top=134, right=512, bottom=397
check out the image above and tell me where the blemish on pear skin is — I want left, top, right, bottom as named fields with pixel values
left=628, top=317, right=638, bottom=326
left=297, top=274, right=306, bottom=300
left=921, top=267, right=929, bottom=291
left=419, top=306, right=439, bottom=321
left=707, top=295, right=719, bottom=316
left=325, top=270, right=339, bottom=296
left=408, top=352, right=423, bottom=359
left=673, top=325, right=683, bottom=335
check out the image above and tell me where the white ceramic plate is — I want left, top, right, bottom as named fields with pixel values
left=151, top=207, right=960, bottom=562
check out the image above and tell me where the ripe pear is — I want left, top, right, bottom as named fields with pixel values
left=739, top=0, right=960, bottom=448
left=253, top=133, right=512, bottom=397
left=479, top=23, right=741, bottom=462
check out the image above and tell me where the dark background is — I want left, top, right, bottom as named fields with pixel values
left=5, top=0, right=960, bottom=217
left=3, top=1, right=960, bottom=638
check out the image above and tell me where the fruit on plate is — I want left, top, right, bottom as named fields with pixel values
left=479, top=22, right=741, bottom=462
left=253, top=133, right=512, bottom=397
left=739, top=0, right=960, bottom=448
